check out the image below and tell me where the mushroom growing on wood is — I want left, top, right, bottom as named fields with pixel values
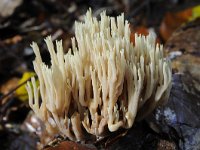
left=26, top=9, right=172, bottom=141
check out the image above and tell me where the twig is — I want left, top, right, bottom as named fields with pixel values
left=0, top=75, right=36, bottom=102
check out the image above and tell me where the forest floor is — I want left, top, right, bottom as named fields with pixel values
left=0, top=0, right=200, bottom=149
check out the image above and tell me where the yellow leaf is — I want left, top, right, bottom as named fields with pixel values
left=15, top=72, right=38, bottom=101
left=190, top=5, right=200, bottom=20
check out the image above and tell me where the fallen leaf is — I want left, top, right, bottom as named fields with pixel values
left=0, top=0, right=22, bottom=17
left=4, top=35, right=23, bottom=45
left=159, top=7, right=192, bottom=41
left=15, top=72, right=37, bottom=102
left=0, top=77, right=19, bottom=104
left=45, top=141, right=96, bottom=150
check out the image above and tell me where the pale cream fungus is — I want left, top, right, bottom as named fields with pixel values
left=26, top=9, right=172, bottom=141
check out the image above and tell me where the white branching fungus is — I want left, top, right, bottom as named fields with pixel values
left=26, top=9, right=172, bottom=141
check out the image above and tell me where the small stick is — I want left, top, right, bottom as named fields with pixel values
left=0, top=75, right=36, bottom=102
